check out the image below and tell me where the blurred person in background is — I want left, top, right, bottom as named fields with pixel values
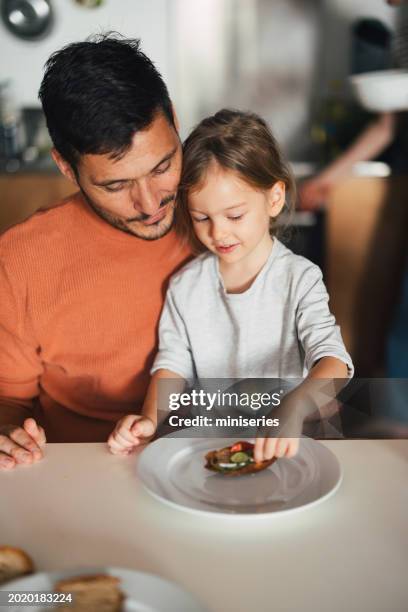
left=300, top=0, right=408, bottom=423
left=301, top=0, right=407, bottom=208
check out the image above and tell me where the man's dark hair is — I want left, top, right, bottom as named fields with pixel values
left=39, top=33, right=174, bottom=169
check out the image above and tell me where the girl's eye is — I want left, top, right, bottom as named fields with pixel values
left=229, top=214, right=243, bottom=221
left=154, top=161, right=171, bottom=175
left=191, top=217, right=208, bottom=223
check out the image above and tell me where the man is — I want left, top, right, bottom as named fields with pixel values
left=0, top=35, right=190, bottom=469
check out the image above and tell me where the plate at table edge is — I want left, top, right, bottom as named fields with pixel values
left=137, top=435, right=343, bottom=518
left=1, top=566, right=207, bottom=612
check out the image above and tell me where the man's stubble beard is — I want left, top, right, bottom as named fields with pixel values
left=79, top=188, right=176, bottom=241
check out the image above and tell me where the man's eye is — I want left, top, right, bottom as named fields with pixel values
left=154, top=161, right=171, bottom=175
left=105, top=183, right=125, bottom=192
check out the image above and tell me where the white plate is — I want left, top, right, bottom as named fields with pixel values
left=2, top=567, right=206, bottom=612
left=138, top=436, right=342, bottom=518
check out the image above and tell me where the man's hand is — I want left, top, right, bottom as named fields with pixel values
left=0, top=418, right=46, bottom=470
left=107, top=415, right=156, bottom=455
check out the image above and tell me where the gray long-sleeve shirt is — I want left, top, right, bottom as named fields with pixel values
left=152, top=239, right=353, bottom=380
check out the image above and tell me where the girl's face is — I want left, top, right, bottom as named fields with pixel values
left=188, top=163, right=285, bottom=266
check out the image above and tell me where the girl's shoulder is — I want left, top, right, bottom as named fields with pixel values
left=272, top=239, right=323, bottom=285
left=168, top=251, right=216, bottom=292
left=273, top=239, right=317, bottom=271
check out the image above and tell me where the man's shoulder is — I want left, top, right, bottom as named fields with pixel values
left=0, top=193, right=80, bottom=259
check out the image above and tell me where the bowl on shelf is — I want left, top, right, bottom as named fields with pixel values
left=350, top=69, right=408, bottom=113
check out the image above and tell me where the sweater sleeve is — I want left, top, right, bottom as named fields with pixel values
left=151, top=284, right=195, bottom=381
left=295, top=265, right=354, bottom=376
left=0, top=258, right=43, bottom=427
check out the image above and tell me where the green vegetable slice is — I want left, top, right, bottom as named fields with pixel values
left=230, top=451, right=249, bottom=463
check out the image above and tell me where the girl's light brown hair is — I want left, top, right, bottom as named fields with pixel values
left=176, top=108, right=296, bottom=252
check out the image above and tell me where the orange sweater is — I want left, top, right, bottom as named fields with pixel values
left=0, top=193, right=190, bottom=442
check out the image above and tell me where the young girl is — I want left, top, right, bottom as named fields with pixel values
left=108, top=109, right=353, bottom=460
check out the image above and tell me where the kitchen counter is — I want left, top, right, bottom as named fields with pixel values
left=1, top=440, right=407, bottom=612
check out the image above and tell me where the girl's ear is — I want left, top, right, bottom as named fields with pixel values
left=267, top=181, right=286, bottom=218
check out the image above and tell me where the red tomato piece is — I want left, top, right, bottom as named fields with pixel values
left=230, top=441, right=254, bottom=452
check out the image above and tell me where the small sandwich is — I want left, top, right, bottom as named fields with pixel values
left=0, top=546, right=34, bottom=585
left=205, top=441, right=276, bottom=476
left=55, top=574, right=124, bottom=612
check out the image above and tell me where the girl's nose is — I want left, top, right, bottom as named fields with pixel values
left=211, top=220, right=229, bottom=242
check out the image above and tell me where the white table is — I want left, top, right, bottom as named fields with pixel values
left=1, top=440, right=407, bottom=612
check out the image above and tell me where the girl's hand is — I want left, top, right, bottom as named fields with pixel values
left=107, top=415, right=156, bottom=455
left=253, top=387, right=305, bottom=462
left=254, top=437, right=299, bottom=462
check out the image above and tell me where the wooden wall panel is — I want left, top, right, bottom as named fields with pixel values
left=0, top=174, right=75, bottom=234
left=326, top=177, right=408, bottom=374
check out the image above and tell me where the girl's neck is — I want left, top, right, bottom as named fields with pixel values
left=219, top=235, right=274, bottom=294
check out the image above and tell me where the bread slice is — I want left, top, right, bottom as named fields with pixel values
left=0, top=546, right=34, bottom=585
left=205, top=443, right=277, bottom=476
left=55, top=574, right=124, bottom=612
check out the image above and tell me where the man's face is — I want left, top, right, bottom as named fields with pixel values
left=75, top=113, right=182, bottom=240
